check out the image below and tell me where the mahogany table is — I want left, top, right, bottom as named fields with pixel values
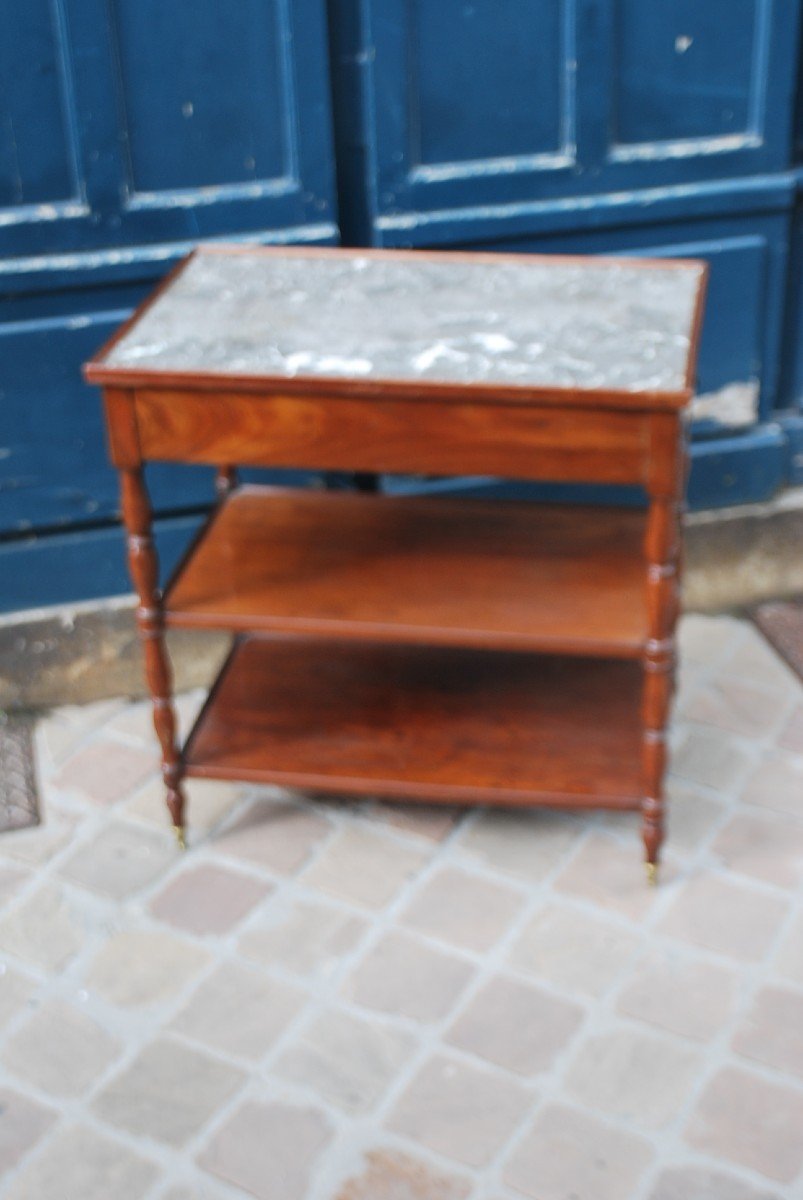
left=84, top=245, right=707, bottom=881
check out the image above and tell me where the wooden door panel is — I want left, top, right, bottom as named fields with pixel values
left=111, top=0, right=289, bottom=194
left=0, top=0, right=338, bottom=258
left=411, top=0, right=566, bottom=167
left=0, top=1, right=78, bottom=208
left=613, top=0, right=758, bottom=149
left=345, top=0, right=797, bottom=236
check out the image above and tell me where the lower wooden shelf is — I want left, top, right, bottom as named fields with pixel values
left=183, top=634, right=645, bottom=808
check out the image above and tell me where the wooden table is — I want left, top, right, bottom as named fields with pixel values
left=84, top=245, right=707, bottom=880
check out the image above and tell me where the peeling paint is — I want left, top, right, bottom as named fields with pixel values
left=692, top=381, right=759, bottom=428
left=0, top=201, right=86, bottom=229
left=0, top=224, right=337, bottom=277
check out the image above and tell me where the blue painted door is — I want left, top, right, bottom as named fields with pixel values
left=336, top=0, right=797, bottom=240
left=4, top=1, right=803, bottom=611
left=0, top=0, right=336, bottom=259
left=329, top=0, right=802, bottom=507
left=0, top=0, right=337, bottom=608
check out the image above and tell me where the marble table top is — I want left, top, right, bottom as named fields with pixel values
left=100, top=247, right=705, bottom=395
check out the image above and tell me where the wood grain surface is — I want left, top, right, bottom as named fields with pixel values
left=164, top=486, right=648, bottom=656
left=184, top=634, right=644, bottom=806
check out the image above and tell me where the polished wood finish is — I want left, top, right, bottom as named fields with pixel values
left=119, top=467, right=186, bottom=844
left=641, top=412, right=686, bottom=876
left=164, top=486, right=648, bottom=657
left=85, top=245, right=707, bottom=873
left=133, top=389, right=650, bottom=485
left=184, top=635, right=644, bottom=806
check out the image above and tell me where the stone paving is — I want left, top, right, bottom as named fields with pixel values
left=0, top=614, right=802, bottom=1199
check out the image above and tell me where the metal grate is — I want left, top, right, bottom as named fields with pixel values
left=0, top=712, right=40, bottom=834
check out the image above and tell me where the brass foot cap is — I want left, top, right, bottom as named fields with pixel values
left=173, top=825, right=187, bottom=851
left=645, top=862, right=658, bottom=886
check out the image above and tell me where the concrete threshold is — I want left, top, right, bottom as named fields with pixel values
left=3, top=487, right=802, bottom=711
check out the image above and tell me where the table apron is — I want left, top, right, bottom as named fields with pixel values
left=130, top=388, right=652, bottom=485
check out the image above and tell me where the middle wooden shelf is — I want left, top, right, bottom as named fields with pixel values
left=163, top=485, right=648, bottom=656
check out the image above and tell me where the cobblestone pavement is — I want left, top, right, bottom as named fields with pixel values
left=1, top=614, right=802, bottom=1199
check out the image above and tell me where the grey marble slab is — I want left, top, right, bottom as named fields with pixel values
left=104, top=250, right=705, bottom=393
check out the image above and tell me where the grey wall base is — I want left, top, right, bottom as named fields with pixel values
left=3, top=488, right=802, bottom=712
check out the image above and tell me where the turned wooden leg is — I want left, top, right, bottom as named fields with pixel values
left=215, top=465, right=238, bottom=499
left=642, top=420, right=684, bottom=883
left=121, top=467, right=187, bottom=848
left=642, top=661, right=672, bottom=883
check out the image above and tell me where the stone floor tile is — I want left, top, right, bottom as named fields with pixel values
left=342, top=930, right=474, bottom=1022
left=0, top=868, right=28, bottom=921
left=671, top=725, right=751, bottom=792
left=0, top=880, right=86, bottom=972
left=56, top=697, right=126, bottom=736
left=58, top=821, right=175, bottom=899
left=778, top=703, right=803, bottom=753
left=648, top=1164, right=782, bottom=1200
left=0, top=809, right=80, bottom=867
left=4, top=998, right=121, bottom=1097
left=332, top=1148, right=471, bottom=1200
left=676, top=614, right=744, bottom=669
left=85, top=928, right=211, bottom=1007
left=363, top=802, right=464, bottom=842
left=711, top=809, right=803, bottom=888
left=111, top=691, right=205, bottom=748
left=446, top=974, right=584, bottom=1076
left=214, top=797, right=331, bottom=874
left=102, top=699, right=155, bottom=743
left=616, top=948, right=738, bottom=1042
left=722, top=625, right=800, bottom=692
left=149, top=862, right=272, bottom=936
left=672, top=668, right=701, bottom=720
left=157, top=1184, right=231, bottom=1200
left=508, top=902, right=639, bottom=997
left=552, top=833, right=664, bottom=921
left=11, top=621, right=800, bottom=1200
left=94, top=1037, right=246, bottom=1146
left=399, top=866, right=525, bottom=953
left=658, top=874, right=788, bottom=962
left=0, top=1087, right=57, bottom=1174
left=732, top=984, right=803, bottom=1080
left=35, top=712, right=89, bottom=770
left=565, top=1027, right=700, bottom=1129
left=276, top=1008, right=414, bottom=1113
left=3, top=1124, right=156, bottom=1200
left=0, top=965, right=36, bottom=1030
left=238, top=897, right=366, bottom=982
left=457, top=809, right=582, bottom=882
left=683, top=677, right=789, bottom=740
left=51, top=739, right=155, bottom=805
left=198, top=1099, right=332, bottom=1200
left=0, top=863, right=30, bottom=908
left=503, top=1102, right=654, bottom=1200
left=170, top=961, right=303, bottom=1059
left=173, top=688, right=208, bottom=738
left=773, top=911, right=803, bottom=984
left=663, top=780, right=724, bottom=854
left=126, top=777, right=244, bottom=838
left=301, top=825, right=428, bottom=909
left=685, top=1065, right=803, bottom=1183
left=741, top=750, right=803, bottom=821
left=386, top=1053, right=532, bottom=1169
